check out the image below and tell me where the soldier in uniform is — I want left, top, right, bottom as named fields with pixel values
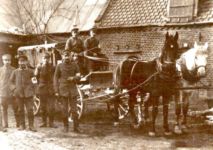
left=65, top=25, right=85, bottom=75
left=0, top=54, right=19, bottom=132
left=10, top=54, right=37, bottom=132
left=84, top=26, right=103, bottom=72
left=54, top=50, right=81, bottom=133
left=34, top=53, right=57, bottom=128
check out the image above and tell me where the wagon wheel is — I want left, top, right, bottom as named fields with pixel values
left=33, top=96, right=40, bottom=116
left=117, top=98, right=129, bottom=120
left=68, top=86, right=84, bottom=122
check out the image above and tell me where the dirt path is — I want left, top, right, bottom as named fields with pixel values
left=0, top=108, right=213, bottom=150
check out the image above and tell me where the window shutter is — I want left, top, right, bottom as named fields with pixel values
left=168, top=0, right=199, bottom=22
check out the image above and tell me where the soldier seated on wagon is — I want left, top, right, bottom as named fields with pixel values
left=65, top=25, right=85, bottom=75
left=84, top=26, right=109, bottom=73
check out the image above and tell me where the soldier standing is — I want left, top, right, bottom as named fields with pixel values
left=54, top=50, right=81, bottom=133
left=10, top=54, right=37, bottom=132
left=65, top=25, right=85, bottom=75
left=34, top=53, right=57, bottom=128
left=0, top=54, right=19, bottom=132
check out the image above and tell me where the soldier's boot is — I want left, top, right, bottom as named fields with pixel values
left=3, top=107, right=8, bottom=128
left=18, top=123, right=26, bottom=131
left=62, top=118, right=69, bottom=133
left=49, top=117, right=57, bottom=128
left=15, top=116, right=20, bottom=128
left=18, top=118, right=26, bottom=131
left=73, top=119, right=81, bottom=133
left=40, top=115, right=47, bottom=127
left=29, top=117, right=37, bottom=132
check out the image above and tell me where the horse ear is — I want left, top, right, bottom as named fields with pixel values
left=166, top=32, right=169, bottom=39
left=174, top=32, right=178, bottom=41
left=204, top=42, right=208, bottom=49
left=194, top=42, right=198, bottom=48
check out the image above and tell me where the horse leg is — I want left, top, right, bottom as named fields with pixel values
left=149, top=96, right=159, bottom=136
left=182, top=92, right=189, bottom=132
left=113, top=88, right=121, bottom=126
left=174, top=91, right=183, bottom=134
left=163, top=96, right=172, bottom=135
left=144, top=100, right=149, bottom=123
left=128, top=93, right=138, bottom=128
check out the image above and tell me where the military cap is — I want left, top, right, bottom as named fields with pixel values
left=71, top=25, right=79, bottom=32
left=62, top=50, right=70, bottom=56
left=16, top=54, right=28, bottom=61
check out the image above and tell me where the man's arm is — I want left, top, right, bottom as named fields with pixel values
left=54, top=64, right=60, bottom=95
left=65, top=38, right=71, bottom=51
left=9, top=70, right=16, bottom=92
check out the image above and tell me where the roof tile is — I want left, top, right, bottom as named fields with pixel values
left=100, top=0, right=213, bottom=28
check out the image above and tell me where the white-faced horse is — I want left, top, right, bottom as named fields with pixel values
left=174, top=42, right=209, bottom=134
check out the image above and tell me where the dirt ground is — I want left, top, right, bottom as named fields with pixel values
left=0, top=100, right=213, bottom=150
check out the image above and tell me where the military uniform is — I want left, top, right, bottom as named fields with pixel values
left=35, top=61, right=56, bottom=127
left=0, top=66, right=19, bottom=131
left=84, top=35, right=102, bottom=72
left=10, top=55, right=36, bottom=131
left=65, top=36, right=85, bottom=75
left=54, top=58, right=80, bottom=132
left=0, top=65, right=19, bottom=128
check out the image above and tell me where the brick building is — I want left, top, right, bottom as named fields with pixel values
left=95, top=0, right=213, bottom=85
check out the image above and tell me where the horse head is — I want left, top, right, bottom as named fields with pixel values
left=179, top=42, right=208, bottom=81
left=159, top=32, right=179, bottom=75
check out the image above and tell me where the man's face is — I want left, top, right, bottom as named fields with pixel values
left=2, top=56, right=11, bottom=66
left=62, top=54, right=70, bottom=63
left=18, top=59, right=27, bottom=68
left=71, top=30, right=78, bottom=37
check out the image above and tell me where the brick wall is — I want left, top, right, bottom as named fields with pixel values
left=98, top=25, right=213, bottom=84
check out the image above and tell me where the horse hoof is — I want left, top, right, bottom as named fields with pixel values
left=113, top=122, right=120, bottom=127
left=133, top=124, right=140, bottom=129
left=148, top=131, right=156, bottom=137
left=181, top=125, right=188, bottom=133
left=164, top=131, right=172, bottom=136
left=174, top=125, right=182, bottom=135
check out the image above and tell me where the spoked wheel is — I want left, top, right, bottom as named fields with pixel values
left=33, top=96, right=40, bottom=116
left=68, top=86, right=84, bottom=122
left=118, top=90, right=130, bottom=120
left=117, top=99, right=129, bottom=120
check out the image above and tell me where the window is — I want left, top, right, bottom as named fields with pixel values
left=168, top=0, right=199, bottom=22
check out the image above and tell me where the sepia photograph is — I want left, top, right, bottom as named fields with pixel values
left=0, top=0, right=212, bottom=149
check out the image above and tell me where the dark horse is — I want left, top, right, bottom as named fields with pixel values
left=114, top=32, right=179, bottom=136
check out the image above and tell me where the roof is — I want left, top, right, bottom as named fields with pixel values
left=99, top=0, right=213, bottom=28
left=0, top=0, right=109, bottom=34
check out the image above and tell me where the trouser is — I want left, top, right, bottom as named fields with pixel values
left=39, top=95, right=55, bottom=125
left=16, top=97, right=34, bottom=128
left=0, top=97, right=19, bottom=127
left=61, top=96, right=79, bottom=129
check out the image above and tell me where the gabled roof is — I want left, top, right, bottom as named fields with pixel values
left=99, top=0, right=213, bottom=28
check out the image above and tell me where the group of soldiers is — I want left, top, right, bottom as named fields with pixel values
left=0, top=25, right=101, bottom=133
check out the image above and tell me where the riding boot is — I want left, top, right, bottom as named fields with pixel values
left=73, top=118, right=81, bottom=133
left=40, top=116, right=47, bottom=127
left=63, top=118, right=69, bottom=132
left=19, top=115, right=26, bottom=130
left=49, top=117, right=57, bottom=128
left=29, top=116, right=37, bottom=132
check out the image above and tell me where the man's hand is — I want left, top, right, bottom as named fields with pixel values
left=55, top=93, right=59, bottom=97
left=31, top=77, right=38, bottom=84
left=67, top=76, right=74, bottom=81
